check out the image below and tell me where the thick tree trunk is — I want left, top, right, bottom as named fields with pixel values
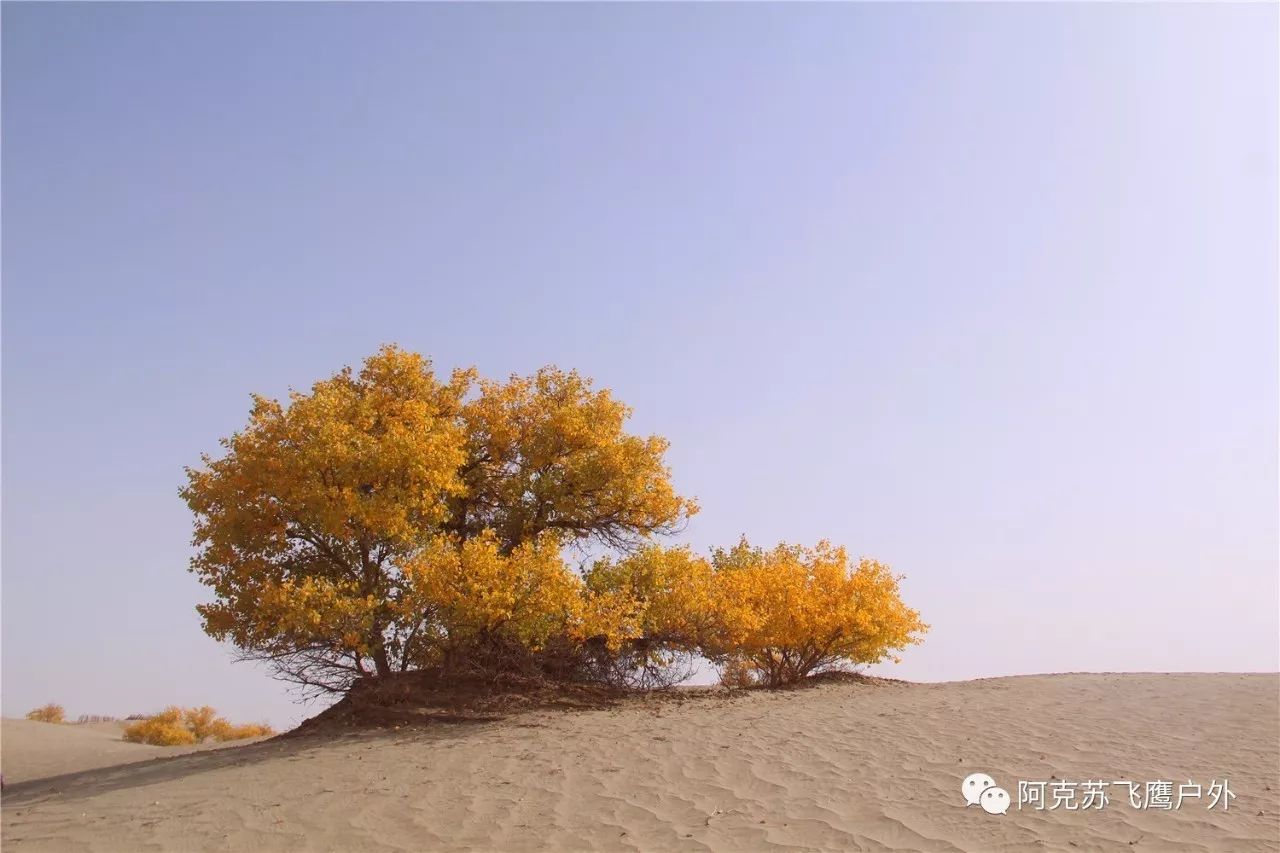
left=373, top=646, right=392, bottom=678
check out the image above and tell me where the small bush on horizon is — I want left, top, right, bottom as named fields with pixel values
left=717, top=657, right=762, bottom=689
left=182, top=706, right=222, bottom=741
left=122, top=707, right=196, bottom=745
left=215, top=722, right=275, bottom=740
left=25, top=703, right=66, bottom=723
left=122, top=706, right=274, bottom=746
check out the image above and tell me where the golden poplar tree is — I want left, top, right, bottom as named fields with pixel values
left=182, top=346, right=696, bottom=693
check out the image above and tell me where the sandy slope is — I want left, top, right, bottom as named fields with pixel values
left=2, top=674, right=1277, bottom=852
left=0, top=720, right=258, bottom=785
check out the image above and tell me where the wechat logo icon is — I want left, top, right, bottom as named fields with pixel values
left=963, top=772, right=1010, bottom=815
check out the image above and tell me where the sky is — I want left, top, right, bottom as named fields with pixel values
left=3, top=3, right=1276, bottom=730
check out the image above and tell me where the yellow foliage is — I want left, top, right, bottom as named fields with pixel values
left=182, top=346, right=927, bottom=693
left=123, top=706, right=274, bottom=745
left=183, top=346, right=471, bottom=674
left=402, top=532, right=587, bottom=652
left=703, top=540, right=928, bottom=686
left=718, top=656, right=762, bottom=689
left=583, top=545, right=714, bottom=647
left=183, top=706, right=222, bottom=741
left=122, top=707, right=198, bottom=745
left=459, top=368, right=698, bottom=552
left=213, top=722, right=275, bottom=741
left=25, top=703, right=66, bottom=723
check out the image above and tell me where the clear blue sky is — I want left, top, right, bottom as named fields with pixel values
left=3, top=4, right=1276, bottom=729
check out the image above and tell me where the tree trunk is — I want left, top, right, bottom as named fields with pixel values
left=373, top=646, right=392, bottom=678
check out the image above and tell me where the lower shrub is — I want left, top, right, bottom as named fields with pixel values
left=122, top=707, right=198, bottom=745
left=25, top=703, right=66, bottom=723
left=718, top=656, right=761, bottom=689
left=122, top=706, right=274, bottom=745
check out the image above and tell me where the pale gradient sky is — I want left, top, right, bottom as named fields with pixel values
left=3, top=3, right=1276, bottom=730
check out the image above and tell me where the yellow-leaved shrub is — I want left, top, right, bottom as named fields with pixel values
left=703, top=540, right=928, bottom=686
left=583, top=545, right=714, bottom=647
left=25, top=703, right=66, bottom=723
left=216, top=722, right=275, bottom=740
left=122, top=707, right=197, bottom=745
left=717, top=656, right=762, bottom=689
left=122, top=706, right=274, bottom=745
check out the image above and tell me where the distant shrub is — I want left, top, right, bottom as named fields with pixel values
left=718, top=657, right=761, bottom=689
left=122, top=707, right=198, bottom=745
left=122, top=705, right=274, bottom=745
left=213, top=722, right=274, bottom=741
left=182, top=706, right=221, bottom=741
left=25, top=703, right=66, bottom=723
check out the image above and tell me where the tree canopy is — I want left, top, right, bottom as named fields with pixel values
left=182, top=346, right=697, bottom=692
left=183, top=345, right=924, bottom=694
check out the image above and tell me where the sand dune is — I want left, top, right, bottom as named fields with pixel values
left=0, top=719, right=261, bottom=785
left=3, top=674, right=1277, bottom=852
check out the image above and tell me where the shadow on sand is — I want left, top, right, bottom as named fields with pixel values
left=2, top=718, right=494, bottom=808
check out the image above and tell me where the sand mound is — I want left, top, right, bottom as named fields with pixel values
left=1, top=718, right=272, bottom=786
left=290, top=670, right=627, bottom=735
left=1, top=719, right=167, bottom=785
left=4, top=674, right=1278, bottom=852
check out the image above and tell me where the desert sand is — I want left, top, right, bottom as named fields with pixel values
left=3, top=673, right=1277, bottom=852
left=0, top=719, right=268, bottom=785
